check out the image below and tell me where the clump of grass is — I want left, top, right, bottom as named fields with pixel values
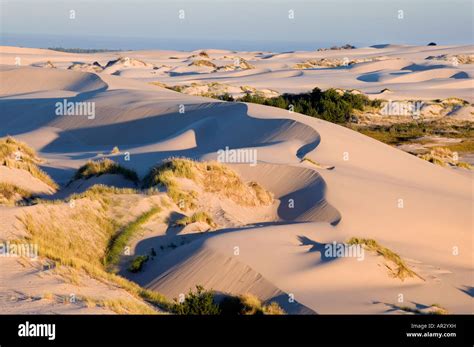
left=189, top=60, right=216, bottom=68
left=128, top=255, right=149, bottom=273
left=301, top=157, right=321, bottom=166
left=418, top=147, right=471, bottom=169
left=397, top=304, right=448, bottom=315
left=105, top=207, right=160, bottom=269
left=347, top=237, right=423, bottom=281
left=175, top=211, right=217, bottom=229
left=82, top=296, right=157, bottom=314
left=220, top=293, right=284, bottom=315
left=144, top=158, right=273, bottom=208
left=202, top=161, right=273, bottom=206
left=74, top=159, right=139, bottom=183
left=456, top=161, right=472, bottom=169
left=198, top=51, right=209, bottom=58
left=0, top=182, right=32, bottom=205
left=0, top=136, right=58, bottom=189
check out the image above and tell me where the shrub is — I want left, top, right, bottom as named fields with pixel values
left=218, top=92, right=235, bottom=101
left=128, top=255, right=149, bottom=273
left=74, top=159, right=139, bottom=183
left=172, top=285, right=220, bottom=315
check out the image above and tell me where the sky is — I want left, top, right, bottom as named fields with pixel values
left=1, top=0, right=473, bottom=51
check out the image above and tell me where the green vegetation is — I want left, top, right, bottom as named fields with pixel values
left=239, top=87, right=381, bottom=123
left=128, top=255, right=149, bottom=273
left=351, top=121, right=474, bottom=146
left=0, top=182, right=32, bottom=205
left=172, top=285, right=220, bottom=315
left=348, top=237, right=423, bottom=281
left=0, top=136, right=58, bottom=189
left=175, top=211, right=217, bottom=229
left=172, top=286, right=284, bottom=315
left=105, top=207, right=160, bottom=269
left=74, top=159, right=139, bottom=183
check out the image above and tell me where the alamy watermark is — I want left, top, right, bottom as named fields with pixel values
left=55, top=99, right=95, bottom=120
left=0, top=241, right=38, bottom=259
left=324, top=241, right=364, bottom=261
left=380, top=100, right=423, bottom=119
left=217, top=146, right=257, bottom=166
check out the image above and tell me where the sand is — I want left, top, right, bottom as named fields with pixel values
left=0, top=45, right=472, bottom=314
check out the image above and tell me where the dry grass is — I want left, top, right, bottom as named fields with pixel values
left=418, top=147, right=472, bottom=169
left=19, top=197, right=171, bottom=311
left=348, top=237, right=423, bottom=281
left=144, top=158, right=273, bottom=208
left=238, top=293, right=284, bottom=315
left=81, top=296, right=158, bottom=314
left=189, top=59, right=216, bottom=68
left=74, top=158, right=139, bottom=182
left=0, top=136, right=58, bottom=189
left=0, top=182, right=32, bottom=205
left=175, top=211, right=217, bottom=229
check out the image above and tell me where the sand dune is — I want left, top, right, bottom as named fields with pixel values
left=0, top=45, right=472, bottom=314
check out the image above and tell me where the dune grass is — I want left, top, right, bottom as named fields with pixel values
left=189, top=60, right=216, bottom=68
left=348, top=237, right=423, bottom=281
left=74, top=159, right=139, bottom=183
left=397, top=304, right=448, bottom=315
left=20, top=199, right=171, bottom=311
left=175, top=211, right=217, bottom=229
left=0, top=182, right=32, bottom=205
left=105, top=206, right=160, bottom=269
left=143, top=158, right=198, bottom=210
left=82, top=296, right=158, bottom=314
left=418, top=147, right=472, bottom=169
left=219, top=293, right=285, bottom=315
left=144, top=158, right=273, bottom=209
left=0, top=136, right=58, bottom=189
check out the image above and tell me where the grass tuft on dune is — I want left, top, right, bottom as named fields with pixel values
left=0, top=136, right=58, bottom=189
left=74, top=158, right=139, bottom=183
left=144, top=158, right=273, bottom=209
left=348, top=237, right=423, bottom=281
left=175, top=211, right=217, bottom=229
left=0, top=182, right=32, bottom=205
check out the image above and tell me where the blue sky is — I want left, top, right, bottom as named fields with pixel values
left=1, top=0, right=472, bottom=51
